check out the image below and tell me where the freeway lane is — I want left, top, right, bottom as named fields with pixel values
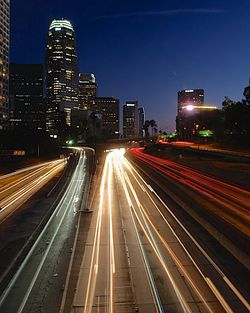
left=0, top=151, right=88, bottom=313
left=128, top=148, right=250, bottom=236
left=71, top=149, right=229, bottom=313
left=72, top=150, right=159, bottom=313
left=0, top=159, right=65, bottom=223
left=126, top=148, right=249, bottom=312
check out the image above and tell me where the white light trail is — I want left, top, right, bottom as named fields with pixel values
left=123, top=156, right=250, bottom=313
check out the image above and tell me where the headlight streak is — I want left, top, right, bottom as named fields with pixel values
left=121, top=158, right=216, bottom=313
left=0, top=154, right=85, bottom=312
left=0, top=165, right=49, bottom=195
left=113, top=154, right=164, bottom=313
left=0, top=162, right=64, bottom=212
left=108, top=154, right=116, bottom=313
left=119, top=159, right=192, bottom=313
left=83, top=153, right=109, bottom=313
left=0, top=159, right=63, bottom=181
left=124, top=157, right=250, bottom=313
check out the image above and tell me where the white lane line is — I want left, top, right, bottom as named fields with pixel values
left=122, top=165, right=191, bottom=313
left=83, top=153, right=109, bottom=313
left=125, top=158, right=250, bottom=312
left=114, top=158, right=163, bottom=313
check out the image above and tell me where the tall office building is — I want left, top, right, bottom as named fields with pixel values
left=45, top=19, right=79, bottom=138
left=123, top=101, right=139, bottom=138
left=9, top=64, right=45, bottom=131
left=79, top=73, right=97, bottom=110
left=0, top=0, right=10, bottom=129
left=94, top=97, right=119, bottom=139
left=138, top=107, right=145, bottom=137
left=177, top=89, right=204, bottom=112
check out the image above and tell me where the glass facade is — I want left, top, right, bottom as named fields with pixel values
left=138, top=107, right=145, bottom=137
left=177, top=89, right=204, bottom=113
left=45, top=19, right=79, bottom=138
left=94, top=97, right=120, bottom=139
left=79, top=73, right=97, bottom=111
left=123, top=101, right=139, bottom=138
left=9, top=64, right=45, bottom=131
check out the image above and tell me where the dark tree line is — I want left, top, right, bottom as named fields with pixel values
left=222, top=97, right=250, bottom=141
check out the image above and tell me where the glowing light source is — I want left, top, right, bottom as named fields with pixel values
left=186, top=105, right=194, bottom=111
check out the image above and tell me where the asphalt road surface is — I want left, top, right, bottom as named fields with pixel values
left=0, top=151, right=88, bottom=313
left=68, top=149, right=237, bottom=313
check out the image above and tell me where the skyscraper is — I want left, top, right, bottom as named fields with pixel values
left=123, top=101, right=139, bottom=138
left=45, top=19, right=79, bottom=138
left=9, top=64, right=45, bottom=131
left=79, top=73, right=97, bottom=110
left=177, top=89, right=204, bottom=112
left=0, top=0, right=10, bottom=129
left=138, top=107, right=145, bottom=137
left=94, top=97, right=120, bottom=139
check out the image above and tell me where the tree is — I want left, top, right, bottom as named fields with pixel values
left=149, top=120, right=157, bottom=137
left=143, top=120, right=150, bottom=138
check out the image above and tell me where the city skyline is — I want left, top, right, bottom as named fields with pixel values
left=10, top=0, right=250, bottom=131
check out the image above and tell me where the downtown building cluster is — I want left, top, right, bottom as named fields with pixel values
left=0, top=12, right=145, bottom=143
left=176, top=89, right=218, bottom=141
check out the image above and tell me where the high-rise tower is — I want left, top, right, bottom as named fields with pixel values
left=177, top=89, right=204, bottom=113
left=9, top=64, right=45, bottom=131
left=45, top=19, right=79, bottom=138
left=123, top=101, right=139, bottom=138
left=0, top=0, right=10, bottom=129
left=79, top=73, right=97, bottom=111
left=94, top=97, right=120, bottom=139
left=138, top=107, right=145, bottom=137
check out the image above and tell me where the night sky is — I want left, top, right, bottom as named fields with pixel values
left=10, top=0, right=250, bottom=131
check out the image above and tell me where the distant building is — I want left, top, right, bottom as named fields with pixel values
left=176, top=104, right=217, bottom=141
left=9, top=64, right=45, bottom=131
left=123, top=101, right=139, bottom=138
left=45, top=19, right=79, bottom=139
left=138, top=107, right=145, bottom=137
left=177, top=89, right=204, bottom=113
left=177, top=89, right=205, bottom=140
left=94, top=97, right=120, bottom=139
left=0, top=0, right=10, bottom=129
left=79, top=73, right=97, bottom=110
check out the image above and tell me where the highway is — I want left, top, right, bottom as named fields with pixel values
left=0, top=159, right=65, bottom=223
left=128, top=148, right=250, bottom=236
left=0, top=151, right=88, bottom=313
left=127, top=147, right=250, bottom=313
left=1, top=147, right=249, bottom=313
left=70, top=149, right=234, bottom=313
